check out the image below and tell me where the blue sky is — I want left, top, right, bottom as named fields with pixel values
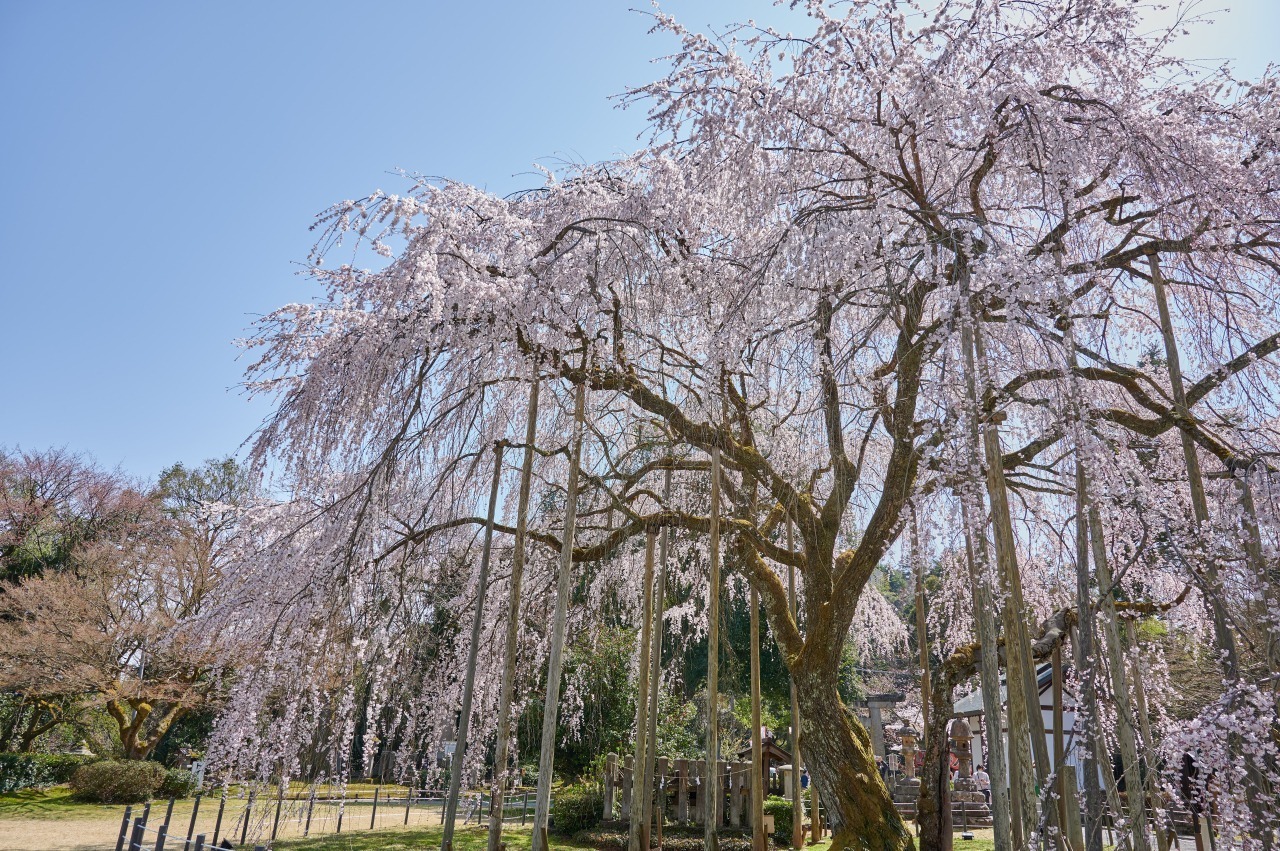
left=1, top=1, right=1276, bottom=480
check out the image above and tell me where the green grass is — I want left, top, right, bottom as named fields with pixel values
left=272, top=824, right=595, bottom=850
left=0, top=786, right=119, bottom=820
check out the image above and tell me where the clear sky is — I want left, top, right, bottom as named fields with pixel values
left=1, top=1, right=1276, bottom=480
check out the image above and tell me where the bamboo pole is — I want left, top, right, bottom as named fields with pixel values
left=705, top=444, right=723, bottom=851
left=750, top=583, right=766, bottom=851
left=531, top=380, right=588, bottom=851
left=630, top=530, right=658, bottom=851
left=488, top=380, right=540, bottom=851
left=443, top=444, right=505, bottom=851
left=787, top=519, right=805, bottom=850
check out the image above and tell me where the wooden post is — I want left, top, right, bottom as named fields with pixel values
left=749, top=586, right=766, bottom=851
left=716, top=760, right=727, bottom=828
left=185, top=793, right=201, bottom=851
left=643, top=473, right=671, bottom=851
left=211, top=791, right=226, bottom=845
left=730, top=762, right=744, bottom=827
left=444, top=444, right=506, bottom=851
left=705, top=445, right=723, bottom=851
left=1053, top=645, right=1068, bottom=851
left=960, top=499, right=1012, bottom=851
left=337, top=790, right=347, bottom=834
left=676, top=758, right=689, bottom=823
left=811, top=784, right=821, bottom=842
left=962, top=291, right=1045, bottom=838
left=655, top=756, right=668, bottom=845
left=163, top=798, right=175, bottom=831
left=193, top=835, right=206, bottom=851
left=304, top=788, right=315, bottom=837
left=605, top=753, right=618, bottom=820
left=115, top=806, right=132, bottom=851
left=406, top=786, right=414, bottom=826
left=531, top=378, right=588, bottom=851
left=156, top=824, right=169, bottom=851
left=272, top=784, right=284, bottom=842
left=240, top=788, right=254, bottom=846
left=693, top=759, right=706, bottom=826
left=1148, top=254, right=1239, bottom=677
left=786, top=519, right=805, bottom=850
left=1088, top=501, right=1150, bottom=851
left=622, top=754, right=635, bottom=821
left=371, top=786, right=381, bottom=830
left=489, top=379, right=541, bottom=851
left=630, top=530, right=657, bottom=851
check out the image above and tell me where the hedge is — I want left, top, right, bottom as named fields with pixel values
left=0, top=753, right=99, bottom=793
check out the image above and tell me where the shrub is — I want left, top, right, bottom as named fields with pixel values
left=158, top=768, right=197, bottom=798
left=0, top=753, right=98, bottom=793
left=764, top=796, right=793, bottom=844
left=551, top=781, right=604, bottom=836
left=70, top=760, right=168, bottom=803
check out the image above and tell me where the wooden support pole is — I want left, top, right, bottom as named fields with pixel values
left=705, top=445, right=723, bottom=851
left=970, top=312, right=1051, bottom=837
left=443, top=444, right=505, bottom=851
left=1053, top=645, right=1067, bottom=850
left=489, top=379, right=540, bottom=851
left=1127, top=622, right=1169, bottom=851
left=786, top=519, right=805, bottom=850
left=531, top=379, right=588, bottom=851
left=960, top=499, right=1012, bottom=851
left=630, top=530, right=657, bottom=851
left=642, top=470, right=671, bottom=851
left=750, top=584, right=766, bottom=851
left=1148, top=254, right=1239, bottom=679
left=1087, top=501, right=1150, bottom=851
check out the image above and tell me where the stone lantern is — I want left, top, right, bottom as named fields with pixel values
left=951, top=717, right=974, bottom=782
left=899, top=726, right=919, bottom=780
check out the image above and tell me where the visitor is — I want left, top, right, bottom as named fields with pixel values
left=975, top=764, right=991, bottom=805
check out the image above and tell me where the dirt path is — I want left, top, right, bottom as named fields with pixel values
left=0, top=816, right=121, bottom=851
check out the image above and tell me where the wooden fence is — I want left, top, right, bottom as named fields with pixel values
left=114, top=786, right=543, bottom=850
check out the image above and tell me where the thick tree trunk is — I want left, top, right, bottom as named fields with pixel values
left=792, top=661, right=912, bottom=851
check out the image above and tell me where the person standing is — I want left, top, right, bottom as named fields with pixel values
left=974, top=764, right=991, bottom=805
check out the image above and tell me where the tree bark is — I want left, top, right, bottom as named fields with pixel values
left=792, top=659, right=913, bottom=851
left=918, top=665, right=954, bottom=851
